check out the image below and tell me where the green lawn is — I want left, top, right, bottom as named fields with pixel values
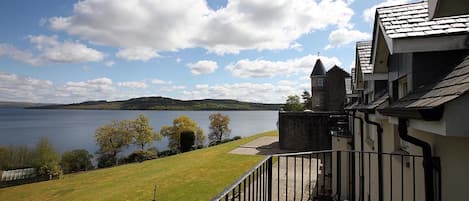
left=0, top=131, right=278, bottom=201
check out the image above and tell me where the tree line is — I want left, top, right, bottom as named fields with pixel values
left=283, top=90, right=313, bottom=111
left=96, top=113, right=233, bottom=168
left=0, top=112, right=235, bottom=181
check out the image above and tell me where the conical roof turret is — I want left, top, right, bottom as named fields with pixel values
left=310, top=59, right=326, bottom=77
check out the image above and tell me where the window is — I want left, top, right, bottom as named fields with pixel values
left=398, top=76, right=408, bottom=99
left=317, top=78, right=324, bottom=87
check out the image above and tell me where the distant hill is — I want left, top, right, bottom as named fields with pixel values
left=29, top=97, right=283, bottom=110
left=0, top=101, right=52, bottom=109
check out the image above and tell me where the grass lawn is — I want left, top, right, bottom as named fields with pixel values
left=0, top=130, right=278, bottom=201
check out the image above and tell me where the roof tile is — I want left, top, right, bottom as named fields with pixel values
left=386, top=56, right=469, bottom=110
left=377, top=1, right=469, bottom=39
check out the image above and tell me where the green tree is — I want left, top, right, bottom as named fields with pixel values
left=0, top=145, right=35, bottom=170
left=160, top=115, right=205, bottom=151
left=284, top=95, right=304, bottom=111
left=95, top=120, right=133, bottom=165
left=60, top=149, right=94, bottom=174
left=132, top=114, right=162, bottom=150
left=208, top=113, right=231, bottom=144
left=301, top=90, right=312, bottom=110
left=33, top=138, right=62, bottom=179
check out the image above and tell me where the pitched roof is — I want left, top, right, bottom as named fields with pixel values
left=310, top=59, right=326, bottom=76
left=327, top=65, right=350, bottom=76
left=385, top=55, right=469, bottom=110
left=356, top=41, right=372, bottom=74
left=358, top=94, right=389, bottom=111
left=377, top=1, right=469, bottom=39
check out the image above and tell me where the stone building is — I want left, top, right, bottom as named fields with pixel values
left=310, top=59, right=350, bottom=112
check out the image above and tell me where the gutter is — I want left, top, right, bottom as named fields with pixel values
left=398, top=118, right=434, bottom=201
left=350, top=111, right=364, bottom=201
left=364, top=113, right=384, bottom=201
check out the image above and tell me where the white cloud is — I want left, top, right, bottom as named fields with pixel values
left=105, top=60, right=115, bottom=67
left=151, top=79, right=172, bottom=85
left=325, top=28, right=370, bottom=49
left=0, top=72, right=54, bottom=102
left=0, top=72, right=118, bottom=103
left=0, top=71, right=314, bottom=104
left=226, top=55, right=342, bottom=78
left=0, top=35, right=104, bottom=66
left=187, top=60, right=218, bottom=75
left=363, top=0, right=410, bottom=22
left=176, top=57, right=182, bottom=63
left=181, top=80, right=307, bottom=103
left=49, top=0, right=355, bottom=55
left=160, top=85, right=187, bottom=92
left=58, top=78, right=115, bottom=101
left=116, top=47, right=159, bottom=61
left=117, top=81, right=147, bottom=89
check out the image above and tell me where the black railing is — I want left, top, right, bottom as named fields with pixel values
left=212, top=150, right=439, bottom=201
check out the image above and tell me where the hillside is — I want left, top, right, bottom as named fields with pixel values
left=0, top=101, right=51, bottom=108
left=29, top=96, right=283, bottom=110
left=0, top=131, right=277, bottom=201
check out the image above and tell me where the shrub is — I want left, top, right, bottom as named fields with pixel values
left=60, top=149, right=94, bottom=174
left=125, top=150, right=158, bottom=163
left=180, top=131, right=195, bottom=152
left=158, top=149, right=179, bottom=157
left=232, top=136, right=242, bottom=140
left=97, top=154, right=117, bottom=168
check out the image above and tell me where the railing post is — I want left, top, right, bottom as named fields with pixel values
left=267, top=156, right=273, bottom=201
left=337, top=151, right=341, bottom=200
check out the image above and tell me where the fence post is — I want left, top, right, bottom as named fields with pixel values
left=267, top=156, right=273, bottom=201
left=337, top=151, right=341, bottom=200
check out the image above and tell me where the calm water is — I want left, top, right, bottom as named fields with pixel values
left=0, top=109, right=278, bottom=155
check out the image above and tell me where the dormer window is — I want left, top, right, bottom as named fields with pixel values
left=398, top=76, right=408, bottom=99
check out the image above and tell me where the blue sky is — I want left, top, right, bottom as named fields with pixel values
left=0, top=0, right=412, bottom=104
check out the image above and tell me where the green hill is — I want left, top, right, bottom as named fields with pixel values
left=0, top=131, right=277, bottom=201
left=0, top=101, right=51, bottom=108
left=29, top=96, right=282, bottom=110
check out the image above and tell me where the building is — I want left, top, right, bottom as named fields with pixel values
left=311, top=59, right=328, bottom=111
left=310, top=59, right=351, bottom=112
left=213, top=1, right=469, bottom=201
left=343, top=1, right=469, bottom=201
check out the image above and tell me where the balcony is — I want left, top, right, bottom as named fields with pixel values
left=212, top=150, right=440, bottom=201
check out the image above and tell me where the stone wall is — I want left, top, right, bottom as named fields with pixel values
left=278, top=111, right=333, bottom=151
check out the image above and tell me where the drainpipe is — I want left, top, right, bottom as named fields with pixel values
left=364, top=113, right=383, bottom=201
left=398, top=118, right=434, bottom=201
left=351, top=111, right=364, bottom=201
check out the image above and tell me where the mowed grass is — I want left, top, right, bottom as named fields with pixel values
left=0, top=131, right=278, bottom=201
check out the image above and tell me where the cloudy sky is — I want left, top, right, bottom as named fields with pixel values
left=0, top=0, right=413, bottom=104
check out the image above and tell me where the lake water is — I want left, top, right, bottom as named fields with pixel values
left=0, top=109, right=278, bottom=155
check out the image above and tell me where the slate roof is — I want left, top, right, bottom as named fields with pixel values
left=344, top=101, right=359, bottom=110
left=358, top=94, right=389, bottom=111
left=386, top=55, right=469, bottom=110
left=356, top=41, right=372, bottom=74
left=377, top=1, right=469, bottom=39
left=311, top=59, right=326, bottom=76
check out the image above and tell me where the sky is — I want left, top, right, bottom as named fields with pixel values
left=0, top=0, right=413, bottom=104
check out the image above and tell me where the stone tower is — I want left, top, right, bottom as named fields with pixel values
left=310, top=59, right=327, bottom=111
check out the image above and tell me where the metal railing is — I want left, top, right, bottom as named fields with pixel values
left=212, top=150, right=439, bottom=201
